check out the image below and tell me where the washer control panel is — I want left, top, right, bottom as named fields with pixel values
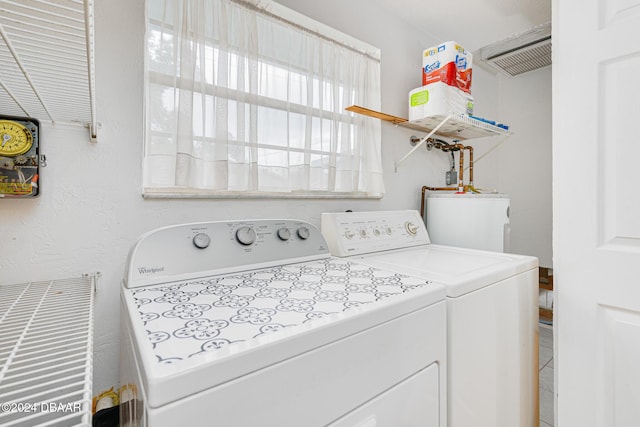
left=125, top=219, right=329, bottom=288
left=321, top=210, right=430, bottom=257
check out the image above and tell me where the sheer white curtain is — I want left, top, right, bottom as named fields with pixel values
left=143, top=0, right=384, bottom=197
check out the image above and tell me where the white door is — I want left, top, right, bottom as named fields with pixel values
left=553, top=1, right=640, bottom=426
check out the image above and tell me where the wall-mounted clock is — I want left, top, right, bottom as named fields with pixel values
left=0, top=115, right=43, bottom=198
left=0, top=119, right=34, bottom=156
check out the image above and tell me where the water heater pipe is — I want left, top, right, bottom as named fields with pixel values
left=419, top=144, right=478, bottom=217
left=421, top=185, right=457, bottom=218
left=454, top=144, right=465, bottom=192
left=464, top=145, right=474, bottom=187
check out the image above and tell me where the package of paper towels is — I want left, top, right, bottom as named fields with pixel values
left=409, top=82, right=474, bottom=122
left=422, top=41, right=473, bottom=93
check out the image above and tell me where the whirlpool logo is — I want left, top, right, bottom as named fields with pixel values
left=138, top=266, right=165, bottom=275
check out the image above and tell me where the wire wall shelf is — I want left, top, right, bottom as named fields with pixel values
left=345, top=105, right=512, bottom=170
left=0, top=275, right=96, bottom=426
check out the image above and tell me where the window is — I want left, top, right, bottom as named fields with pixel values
left=143, top=0, right=384, bottom=198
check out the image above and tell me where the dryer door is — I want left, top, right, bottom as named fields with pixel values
left=328, top=362, right=441, bottom=427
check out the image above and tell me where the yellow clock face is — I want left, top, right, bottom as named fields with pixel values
left=0, top=120, right=34, bottom=156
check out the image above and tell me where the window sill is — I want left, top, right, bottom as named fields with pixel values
left=142, top=188, right=384, bottom=200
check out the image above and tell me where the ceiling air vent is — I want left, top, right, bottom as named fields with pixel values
left=478, top=22, right=551, bottom=76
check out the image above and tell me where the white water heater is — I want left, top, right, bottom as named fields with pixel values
left=424, top=192, right=510, bottom=252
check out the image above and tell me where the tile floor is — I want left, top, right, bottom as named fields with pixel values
left=539, top=323, right=554, bottom=426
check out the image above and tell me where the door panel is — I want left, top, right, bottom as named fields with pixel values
left=598, top=54, right=640, bottom=248
left=596, top=305, right=640, bottom=426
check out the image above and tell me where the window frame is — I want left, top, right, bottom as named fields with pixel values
left=142, top=0, right=383, bottom=199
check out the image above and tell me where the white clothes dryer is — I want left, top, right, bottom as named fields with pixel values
left=321, top=210, right=539, bottom=427
left=120, top=218, right=447, bottom=427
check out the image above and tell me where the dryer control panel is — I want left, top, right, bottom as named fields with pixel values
left=124, top=219, right=329, bottom=288
left=321, top=210, right=430, bottom=257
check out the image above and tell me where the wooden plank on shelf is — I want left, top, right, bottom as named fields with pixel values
left=539, top=266, right=553, bottom=322
left=345, top=105, right=408, bottom=125
left=539, top=282, right=553, bottom=291
left=539, top=307, right=553, bottom=320
left=539, top=267, right=554, bottom=290
left=346, top=105, right=448, bottom=133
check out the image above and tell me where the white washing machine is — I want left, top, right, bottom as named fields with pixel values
left=120, top=218, right=447, bottom=427
left=321, top=210, right=539, bottom=427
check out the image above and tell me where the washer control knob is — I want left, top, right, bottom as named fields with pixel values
left=405, top=221, right=418, bottom=236
left=192, top=233, right=211, bottom=249
left=359, top=229, right=368, bottom=238
left=236, top=226, right=257, bottom=245
left=297, top=226, right=311, bottom=240
left=277, top=227, right=291, bottom=241
left=344, top=229, right=355, bottom=239
left=385, top=227, right=393, bottom=235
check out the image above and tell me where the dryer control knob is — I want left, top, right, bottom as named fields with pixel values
left=405, top=221, right=418, bottom=236
left=236, top=226, right=257, bottom=245
left=297, top=226, right=311, bottom=240
left=277, top=227, right=291, bottom=241
left=193, top=233, right=211, bottom=249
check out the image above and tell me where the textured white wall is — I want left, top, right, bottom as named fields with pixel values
left=497, top=68, right=553, bottom=267
left=463, top=65, right=553, bottom=267
left=0, top=0, right=551, bottom=395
